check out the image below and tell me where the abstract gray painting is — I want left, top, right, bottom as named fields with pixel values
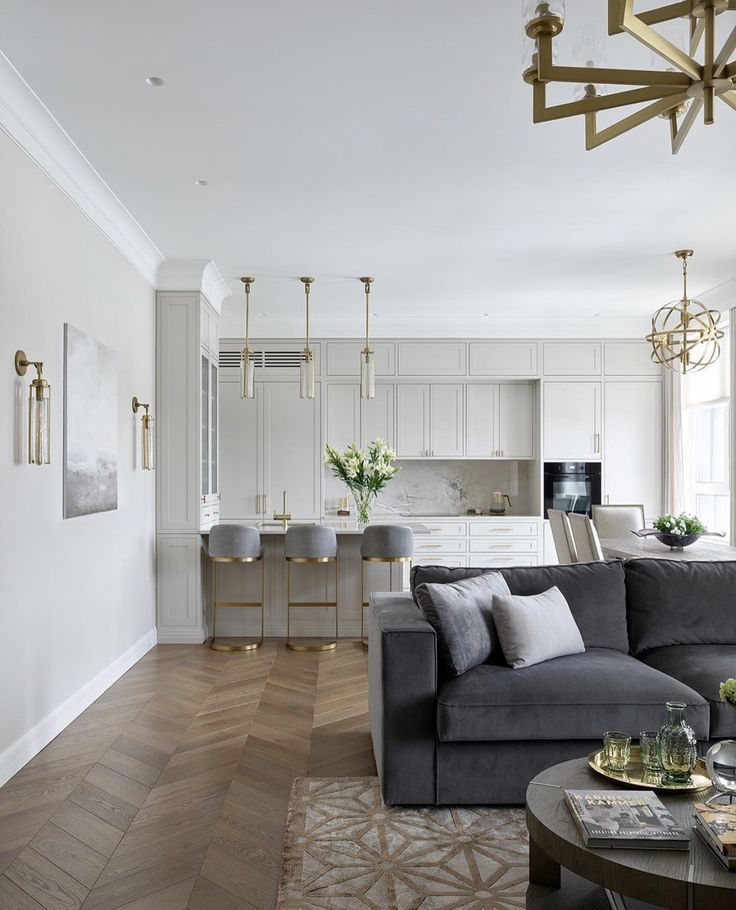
left=63, top=324, right=118, bottom=518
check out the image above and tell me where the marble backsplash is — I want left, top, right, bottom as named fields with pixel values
left=325, top=460, right=535, bottom=516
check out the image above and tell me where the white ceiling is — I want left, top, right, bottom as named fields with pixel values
left=2, top=0, right=736, bottom=336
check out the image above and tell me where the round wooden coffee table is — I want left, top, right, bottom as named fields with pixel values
left=526, top=757, right=736, bottom=910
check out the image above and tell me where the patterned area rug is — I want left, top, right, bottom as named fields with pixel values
left=277, top=777, right=528, bottom=909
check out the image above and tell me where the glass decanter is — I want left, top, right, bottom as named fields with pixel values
left=657, top=702, right=698, bottom=785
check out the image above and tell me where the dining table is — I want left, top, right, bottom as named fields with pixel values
left=600, top=536, right=736, bottom=561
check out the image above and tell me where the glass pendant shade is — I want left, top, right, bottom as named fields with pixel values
left=141, top=414, right=155, bottom=471
left=572, top=29, right=608, bottom=100
left=361, top=349, right=375, bottom=400
left=28, top=379, right=51, bottom=465
left=240, top=278, right=256, bottom=400
left=300, top=349, right=315, bottom=399
left=241, top=348, right=255, bottom=399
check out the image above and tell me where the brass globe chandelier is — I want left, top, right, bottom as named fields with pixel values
left=647, top=250, right=724, bottom=373
left=523, top=1, right=736, bottom=153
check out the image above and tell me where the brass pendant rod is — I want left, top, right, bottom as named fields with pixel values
left=704, top=3, right=716, bottom=124
left=365, top=283, right=370, bottom=350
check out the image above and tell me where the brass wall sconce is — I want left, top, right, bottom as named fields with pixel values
left=14, top=350, right=51, bottom=465
left=132, top=396, right=155, bottom=470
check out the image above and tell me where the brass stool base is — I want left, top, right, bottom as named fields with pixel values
left=286, top=639, right=337, bottom=652
left=208, top=637, right=263, bottom=652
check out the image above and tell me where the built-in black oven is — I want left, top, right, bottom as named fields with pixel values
left=544, top=462, right=601, bottom=518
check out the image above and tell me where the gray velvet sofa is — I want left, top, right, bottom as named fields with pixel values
left=368, top=559, right=736, bottom=806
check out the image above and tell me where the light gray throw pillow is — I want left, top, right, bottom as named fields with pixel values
left=415, top=572, right=511, bottom=677
left=492, top=586, right=585, bottom=669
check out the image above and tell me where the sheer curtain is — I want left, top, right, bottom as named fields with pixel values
left=663, top=367, right=684, bottom=515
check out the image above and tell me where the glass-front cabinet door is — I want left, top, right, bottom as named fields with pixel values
left=200, top=353, right=218, bottom=500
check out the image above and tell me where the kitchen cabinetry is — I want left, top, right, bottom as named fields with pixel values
left=398, top=341, right=466, bottom=376
left=603, top=380, right=662, bottom=520
left=604, top=342, right=662, bottom=377
left=219, top=379, right=321, bottom=520
left=465, top=383, right=535, bottom=458
left=469, top=342, right=538, bottom=377
left=326, top=342, right=395, bottom=376
left=325, top=382, right=395, bottom=450
left=543, top=381, right=602, bottom=461
left=396, top=383, right=463, bottom=457
left=543, top=342, right=602, bottom=376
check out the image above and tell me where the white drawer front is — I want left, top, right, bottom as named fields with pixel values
left=200, top=503, right=219, bottom=530
left=470, top=556, right=538, bottom=568
left=469, top=538, right=539, bottom=554
left=469, top=521, right=540, bottom=538
left=418, top=521, right=467, bottom=537
left=414, top=539, right=467, bottom=555
left=411, top=556, right=468, bottom=569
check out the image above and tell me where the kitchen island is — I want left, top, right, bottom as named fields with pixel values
left=199, top=514, right=541, bottom=642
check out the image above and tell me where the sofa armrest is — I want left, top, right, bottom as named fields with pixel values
left=368, top=592, right=437, bottom=805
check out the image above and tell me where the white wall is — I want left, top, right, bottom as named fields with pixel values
left=0, top=129, right=156, bottom=783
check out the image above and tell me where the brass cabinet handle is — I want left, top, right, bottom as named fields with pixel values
left=490, top=544, right=514, bottom=550
left=489, top=528, right=514, bottom=533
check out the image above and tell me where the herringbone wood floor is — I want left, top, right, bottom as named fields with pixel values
left=0, top=642, right=375, bottom=909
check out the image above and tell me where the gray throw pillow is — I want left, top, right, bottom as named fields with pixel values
left=415, top=572, right=511, bottom=677
left=492, top=586, right=585, bottom=669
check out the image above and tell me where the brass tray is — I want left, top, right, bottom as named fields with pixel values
left=588, top=745, right=712, bottom=792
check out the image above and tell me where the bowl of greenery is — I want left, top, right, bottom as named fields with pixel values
left=651, top=513, right=707, bottom=550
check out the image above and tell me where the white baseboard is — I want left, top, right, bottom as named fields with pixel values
left=0, top=627, right=157, bottom=788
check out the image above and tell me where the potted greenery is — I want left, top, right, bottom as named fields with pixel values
left=650, top=513, right=707, bottom=550
left=324, top=439, right=399, bottom=524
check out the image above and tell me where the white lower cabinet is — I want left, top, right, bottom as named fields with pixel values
left=157, top=535, right=205, bottom=642
left=603, top=380, right=663, bottom=520
left=543, top=381, right=602, bottom=461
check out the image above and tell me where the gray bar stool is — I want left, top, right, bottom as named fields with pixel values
left=285, top=525, right=338, bottom=652
left=208, top=524, right=264, bottom=652
left=360, top=525, right=414, bottom=647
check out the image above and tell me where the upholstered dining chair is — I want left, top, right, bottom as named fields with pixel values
left=547, top=509, right=578, bottom=564
left=591, top=504, right=646, bottom=539
left=568, top=513, right=604, bottom=562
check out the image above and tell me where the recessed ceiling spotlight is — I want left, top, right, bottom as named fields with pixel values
left=482, top=313, right=489, bottom=317
left=194, top=179, right=208, bottom=186
left=145, top=76, right=165, bottom=87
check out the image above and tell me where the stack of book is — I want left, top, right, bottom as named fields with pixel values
left=694, top=803, right=736, bottom=871
left=565, top=790, right=690, bottom=850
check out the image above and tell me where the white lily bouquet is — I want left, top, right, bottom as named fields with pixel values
left=324, top=439, right=399, bottom=524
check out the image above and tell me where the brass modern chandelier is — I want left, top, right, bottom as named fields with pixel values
left=523, top=1, right=736, bottom=153
left=647, top=250, right=724, bottom=373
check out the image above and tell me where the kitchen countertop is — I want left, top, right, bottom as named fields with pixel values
left=201, top=520, right=432, bottom=536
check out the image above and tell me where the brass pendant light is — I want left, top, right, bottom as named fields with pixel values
left=523, top=1, right=736, bottom=153
left=240, top=277, right=256, bottom=399
left=359, top=277, right=375, bottom=400
left=300, top=277, right=315, bottom=400
left=647, top=250, right=724, bottom=374
left=132, top=397, right=155, bottom=470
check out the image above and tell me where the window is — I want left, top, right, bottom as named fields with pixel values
left=683, top=329, right=730, bottom=535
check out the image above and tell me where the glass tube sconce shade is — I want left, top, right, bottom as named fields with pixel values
left=240, top=277, right=256, bottom=399
left=359, top=277, right=375, bottom=400
left=132, top=397, right=155, bottom=470
left=300, top=277, right=315, bottom=400
left=14, top=351, right=50, bottom=465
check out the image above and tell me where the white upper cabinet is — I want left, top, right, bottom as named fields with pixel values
left=498, top=383, right=535, bottom=458
left=325, top=383, right=361, bottom=451
left=325, top=342, right=395, bottom=376
left=362, top=383, right=395, bottom=449
left=398, top=342, right=466, bottom=376
left=396, top=384, right=430, bottom=457
left=469, top=342, right=539, bottom=377
left=465, top=384, right=498, bottom=457
left=604, top=380, right=662, bottom=520
left=543, top=381, right=602, bottom=460
left=543, top=342, right=602, bottom=376
left=199, top=301, right=218, bottom=356
left=430, top=384, right=464, bottom=457
left=604, top=341, right=661, bottom=376
left=466, top=383, right=535, bottom=458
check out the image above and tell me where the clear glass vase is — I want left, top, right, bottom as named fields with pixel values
left=657, top=702, right=698, bottom=785
left=352, top=489, right=375, bottom=525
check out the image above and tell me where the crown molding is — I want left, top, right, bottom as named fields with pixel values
left=0, top=50, right=163, bottom=285
left=156, top=259, right=231, bottom=314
